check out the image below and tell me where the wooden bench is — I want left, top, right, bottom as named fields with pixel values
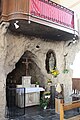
left=60, top=100, right=80, bottom=120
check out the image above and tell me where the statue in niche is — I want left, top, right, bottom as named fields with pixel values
left=49, top=53, right=55, bottom=71
left=45, top=50, right=56, bottom=73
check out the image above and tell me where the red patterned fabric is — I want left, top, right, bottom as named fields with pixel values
left=30, top=0, right=74, bottom=28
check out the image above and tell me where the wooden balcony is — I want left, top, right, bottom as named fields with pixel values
left=0, top=0, right=79, bottom=40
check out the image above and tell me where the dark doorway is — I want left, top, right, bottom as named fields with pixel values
left=6, top=57, right=26, bottom=87
left=6, top=57, right=26, bottom=118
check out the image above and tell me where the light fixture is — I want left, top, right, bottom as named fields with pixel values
left=28, top=20, right=31, bottom=24
left=14, top=21, right=19, bottom=29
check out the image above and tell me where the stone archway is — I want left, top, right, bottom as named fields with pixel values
left=6, top=50, right=45, bottom=88
left=6, top=50, right=45, bottom=112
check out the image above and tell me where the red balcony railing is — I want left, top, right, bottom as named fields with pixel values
left=1, top=0, right=74, bottom=29
left=30, top=0, right=74, bottom=29
left=1, top=0, right=78, bottom=40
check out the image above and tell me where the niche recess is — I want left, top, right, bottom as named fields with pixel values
left=45, top=49, right=56, bottom=73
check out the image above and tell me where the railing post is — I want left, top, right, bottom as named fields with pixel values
left=24, top=87, right=25, bottom=115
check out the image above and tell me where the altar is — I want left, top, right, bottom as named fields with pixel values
left=16, top=76, right=45, bottom=108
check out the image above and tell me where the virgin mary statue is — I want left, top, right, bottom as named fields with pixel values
left=49, top=53, right=55, bottom=71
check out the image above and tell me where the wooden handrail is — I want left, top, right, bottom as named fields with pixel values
left=60, top=100, right=80, bottom=120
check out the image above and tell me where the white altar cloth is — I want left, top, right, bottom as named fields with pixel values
left=16, top=87, right=45, bottom=107
left=16, top=87, right=45, bottom=95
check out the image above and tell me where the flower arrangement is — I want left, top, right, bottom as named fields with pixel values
left=47, top=79, right=52, bottom=83
left=35, top=81, right=39, bottom=85
left=44, top=91, right=50, bottom=100
left=44, top=91, right=51, bottom=96
left=50, top=68, right=59, bottom=77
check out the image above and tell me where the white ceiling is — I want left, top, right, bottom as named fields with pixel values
left=60, top=0, right=80, bottom=18
left=51, top=0, right=80, bottom=18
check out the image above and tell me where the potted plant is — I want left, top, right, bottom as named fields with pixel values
left=40, top=97, right=49, bottom=109
left=47, top=79, right=52, bottom=85
left=44, top=91, right=51, bottom=98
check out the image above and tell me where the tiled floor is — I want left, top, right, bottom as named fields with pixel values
left=64, top=108, right=80, bottom=119
left=7, top=106, right=80, bottom=120
left=64, top=115, right=80, bottom=120
left=12, top=107, right=60, bottom=120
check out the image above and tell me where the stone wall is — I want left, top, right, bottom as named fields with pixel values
left=0, top=21, right=80, bottom=119
left=0, top=22, right=9, bottom=119
left=5, top=31, right=79, bottom=103
left=5, top=32, right=64, bottom=84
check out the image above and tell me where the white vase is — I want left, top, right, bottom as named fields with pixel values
left=48, top=83, right=51, bottom=85
left=36, top=85, right=39, bottom=87
left=45, top=95, right=50, bottom=99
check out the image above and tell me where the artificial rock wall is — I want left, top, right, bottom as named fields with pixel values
left=0, top=22, right=80, bottom=119
left=0, top=22, right=9, bottom=120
